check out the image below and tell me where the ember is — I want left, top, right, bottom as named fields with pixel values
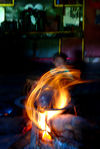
left=25, top=66, right=83, bottom=146
left=42, top=131, right=52, bottom=142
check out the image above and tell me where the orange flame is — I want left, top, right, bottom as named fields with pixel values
left=25, top=66, right=83, bottom=141
left=42, top=131, right=52, bottom=142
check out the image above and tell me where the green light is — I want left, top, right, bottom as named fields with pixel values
left=0, top=7, right=5, bottom=25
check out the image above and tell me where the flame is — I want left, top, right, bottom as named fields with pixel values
left=42, top=131, right=52, bottom=142
left=25, top=66, right=83, bottom=141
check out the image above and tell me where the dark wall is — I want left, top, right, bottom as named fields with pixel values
left=85, top=0, right=100, bottom=57
left=62, top=38, right=82, bottom=61
left=61, top=0, right=100, bottom=58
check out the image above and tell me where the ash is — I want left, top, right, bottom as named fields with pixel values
left=24, top=125, right=82, bottom=149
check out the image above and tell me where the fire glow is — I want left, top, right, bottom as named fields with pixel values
left=25, top=66, right=83, bottom=142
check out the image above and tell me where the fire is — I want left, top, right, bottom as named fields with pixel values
left=38, top=111, right=52, bottom=141
left=42, top=131, right=52, bottom=142
left=25, top=66, right=83, bottom=142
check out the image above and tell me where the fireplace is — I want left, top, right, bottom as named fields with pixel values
left=25, top=67, right=89, bottom=149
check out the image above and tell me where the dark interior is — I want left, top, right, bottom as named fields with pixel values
left=0, top=0, right=100, bottom=149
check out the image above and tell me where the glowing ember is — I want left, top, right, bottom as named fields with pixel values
left=25, top=66, right=83, bottom=142
left=42, top=131, right=52, bottom=142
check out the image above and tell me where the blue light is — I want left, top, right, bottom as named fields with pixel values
left=7, top=109, right=12, bottom=114
left=57, top=0, right=60, bottom=4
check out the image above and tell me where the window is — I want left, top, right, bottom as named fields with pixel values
left=0, top=7, right=5, bottom=25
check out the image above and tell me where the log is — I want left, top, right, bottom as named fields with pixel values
left=49, top=114, right=100, bottom=148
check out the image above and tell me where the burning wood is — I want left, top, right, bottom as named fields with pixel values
left=49, top=114, right=90, bottom=142
left=25, top=66, right=84, bottom=147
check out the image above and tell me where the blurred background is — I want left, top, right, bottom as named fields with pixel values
left=0, top=0, right=100, bottom=149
